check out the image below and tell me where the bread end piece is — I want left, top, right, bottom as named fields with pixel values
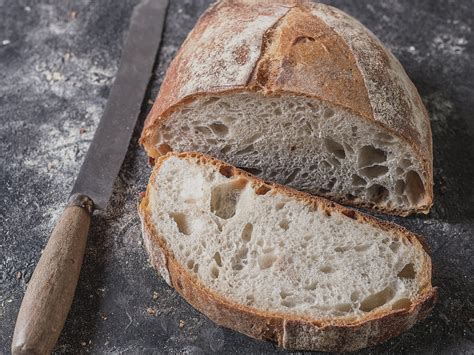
left=138, top=152, right=436, bottom=352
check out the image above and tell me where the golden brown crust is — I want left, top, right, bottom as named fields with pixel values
left=138, top=151, right=437, bottom=352
left=140, top=0, right=433, bottom=216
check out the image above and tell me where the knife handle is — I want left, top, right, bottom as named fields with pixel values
left=12, top=194, right=94, bottom=355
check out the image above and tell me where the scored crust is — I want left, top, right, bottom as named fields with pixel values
left=139, top=152, right=437, bottom=352
left=140, top=0, right=434, bottom=215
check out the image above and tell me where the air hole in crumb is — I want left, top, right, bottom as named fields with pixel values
left=320, top=161, right=331, bottom=170
left=375, top=132, right=394, bottom=142
left=280, top=290, right=293, bottom=299
left=367, top=184, right=389, bottom=203
left=397, top=263, right=416, bottom=279
left=342, top=210, right=356, bottom=220
left=193, top=263, right=199, bottom=273
left=395, top=180, right=405, bottom=195
left=324, top=138, right=346, bottom=159
left=241, top=223, right=253, bottom=242
left=222, top=116, right=236, bottom=124
left=275, top=202, right=286, bottom=210
left=334, top=246, right=350, bottom=253
left=274, top=108, right=282, bottom=115
left=327, top=178, right=336, bottom=190
left=187, top=259, right=194, bottom=270
left=210, top=266, right=219, bottom=279
left=358, top=145, right=387, bottom=168
left=157, top=143, right=172, bottom=155
left=218, top=165, right=233, bottom=178
left=335, top=303, right=351, bottom=312
left=210, top=178, right=247, bottom=219
left=405, top=171, right=425, bottom=205
left=400, top=158, right=413, bottom=168
left=352, top=174, right=366, bottom=187
left=343, top=143, right=355, bottom=155
left=304, top=281, right=317, bottom=290
left=213, top=252, right=222, bottom=267
left=237, top=247, right=249, bottom=260
left=279, top=219, right=289, bottom=231
left=304, top=235, right=313, bottom=241
left=354, top=244, right=371, bottom=252
left=360, top=286, right=394, bottom=312
left=232, top=264, right=243, bottom=271
left=281, top=300, right=296, bottom=308
left=170, top=213, right=191, bottom=235
left=319, top=265, right=334, bottom=273
left=209, top=122, right=229, bottom=136
left=389, top=241, right=400, bottom=253
left=323, top=108, right=335, bottom=118
left=255, top=185, right=271, bottom=195
left=391, top=298, right=412, bottom=311
left=220, top=145, right=232, bottom=154
left=195, top=126, right=212, bottom=135
left=258, top=254, right=277, bottom=270
left=359, top=165, right=389, bottom=179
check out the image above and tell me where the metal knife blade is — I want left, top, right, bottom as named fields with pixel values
left=71, top=0, right=168, bottom=209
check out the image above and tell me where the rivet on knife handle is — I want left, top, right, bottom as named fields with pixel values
left=11, top=194, right=93, bottom=355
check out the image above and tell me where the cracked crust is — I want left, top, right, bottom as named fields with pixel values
left=140, top=0, right=433, bottom=213
left=138, top=152, right=437, bottom=352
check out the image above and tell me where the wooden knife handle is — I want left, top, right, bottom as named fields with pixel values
left=12, top=194, right=94, bottom=355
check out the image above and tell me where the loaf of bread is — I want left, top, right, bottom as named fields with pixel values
left=140, top=0, right=433, bottom=216
left=139, top=152, right=436, bottom=352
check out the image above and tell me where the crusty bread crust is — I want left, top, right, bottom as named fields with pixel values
left=140, top=0, right=433, bottom=216
left=139, top=152, right=437, bottom=352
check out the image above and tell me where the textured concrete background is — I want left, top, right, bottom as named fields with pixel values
left=0, top=0, right=473, bottom=353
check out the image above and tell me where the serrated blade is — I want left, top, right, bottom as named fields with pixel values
left=70, top=0, right=168, bottom=209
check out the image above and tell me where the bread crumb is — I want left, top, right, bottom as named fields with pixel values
left=80, top=341, right=87, bottom=346
left=69, top=11, right=77, bottom=19
left=152, top=291, right=159, bottom=300
left=100, top=312, right=108, bottom=321
left=179, top=320, right=185, bottom=328
left=15, top=271, right=22, bottom=280
left=52, top=72, right=63, bottom=81
left=147, top=307, right=157, bottom=316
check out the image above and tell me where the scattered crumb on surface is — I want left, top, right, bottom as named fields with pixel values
left=100, top=312, right=108, bottom=321
left=147, top=307, right=157, bottom=316
left=152, top=291, right=159, bottom=300
left=179, top=320, right=186, bottom=328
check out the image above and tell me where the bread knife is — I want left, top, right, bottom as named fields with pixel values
left=11, top=0, right=168, bottom=353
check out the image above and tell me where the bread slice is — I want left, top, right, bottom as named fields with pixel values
left=140, top=0, right=433, bottom=216
left=139, top=152, right=436, bottom=352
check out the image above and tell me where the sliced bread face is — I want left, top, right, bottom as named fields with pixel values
left=150, top=92, right=429, bottom=216
left=139, top=152, right=436, bottom=352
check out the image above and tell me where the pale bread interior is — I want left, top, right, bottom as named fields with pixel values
left=147, top=154, right=428, bottom=320
left=153, top=93, right=428, bottom=213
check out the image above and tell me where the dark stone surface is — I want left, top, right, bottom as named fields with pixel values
left=0, top=0, right=472, bottom=353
